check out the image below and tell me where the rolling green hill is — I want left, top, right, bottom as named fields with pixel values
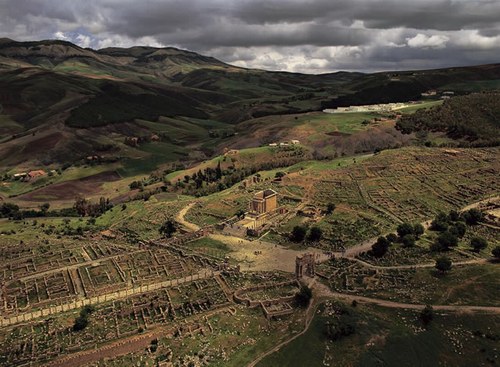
left=0, top=38, right=499, bottom=173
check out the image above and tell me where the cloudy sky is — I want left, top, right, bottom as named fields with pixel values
left=1, top=0, right=499, bottom=73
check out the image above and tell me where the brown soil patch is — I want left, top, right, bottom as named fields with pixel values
left=21, top=132, right=64, bottom=155
left=19, top=171, right=120, bottom=201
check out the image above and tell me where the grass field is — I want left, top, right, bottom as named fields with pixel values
left=258, top=302, right=500, bottom=367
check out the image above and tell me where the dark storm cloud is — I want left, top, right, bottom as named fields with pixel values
left=0, top=0, right=499, bottom=73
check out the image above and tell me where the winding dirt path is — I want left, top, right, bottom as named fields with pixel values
left=352, top=257, right=488, bottom=270
left=175, top=201, right=200, bottom=231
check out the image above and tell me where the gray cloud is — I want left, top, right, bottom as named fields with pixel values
left=0, top=0, right=499, bottom=73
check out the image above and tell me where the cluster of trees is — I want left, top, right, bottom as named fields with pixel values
left=290, top=225, right=323, bottom=243
left=429, top=209, right=485, bottom=252
left=370, top=222, right=425, bottom=257
left=73, top=197, right=113, bottom=217
left=396, top=92, right=500, bottom=146
left=0, top=202, right=77, bottom=220
left=176, top=152, right=308, bottom=197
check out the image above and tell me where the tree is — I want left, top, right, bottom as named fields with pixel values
left=326, top=203, right=336, bottom=215
left=401, top=234, right=416, bottom=248
left=430, top=212, right=449, bottom=232
left=73, top=305, right=94, bottom=332
left=386, top=233, right=398, bottom=243
left=215, top=160, right=222, bottom=180
left=159, top=219, right=177, bottom=238
left=413, top=223, right=425, bottom=239
left=290, top=225, right=307, bottom=243
left=492, top=246, right=500, bottom=261
left=433, top=231, right=458, bottom=251
left=420, top=305, right=434, bottom=326
left=40, top=203, right=50, bottom=215
left=235, top=209, right=246, bottom=219
left=73, top=196, right=88, bottom=217
left=371, top=236, right=390, bottom=257
left=274, top=171, right=286, bottom=179
left=462, top=208, right=483, bottom=225
left=397, top=223, right=414, bottom=238
left=295, top=285, right=312, bottom=307
left=449, top=222, right=466, bottom=238
left=470, top=237, right=488, bottom=252
left=307, top=226, right=323, bottom=242
left=435, top=256, right=452, bottom=274
left=448, top=209, right=460, bottom=222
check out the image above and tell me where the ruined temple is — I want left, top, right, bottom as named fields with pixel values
left=250, top=189, right=277, bottom=215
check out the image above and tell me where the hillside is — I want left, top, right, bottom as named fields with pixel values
left=0, top=38, right=499, bottom=174
left=396, top=92, right=500, bottom=146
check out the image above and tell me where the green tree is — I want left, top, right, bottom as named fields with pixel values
left=449, top=222, right=466, bottom=238
left=386, top=233, right=398, bottom=243
left=413, top=223, right=425, bottom=239
left=435, top=256, right=452, bottom=274
left=448, top=209, right=460, bottom=222
left=295, top=285, right=312, bottom=307
left=470, top=237, right=488, bottom=252
left=401, top=234, right=416, bottom=248
left=397, top=223, right=414, bottom=238
left=291, top=225, right=307, bottom=242
left=462, top=208, right=483, bottom=225
left=371, top=236, right=390, bottom=257
left=307, top=226, right=323, bottom=242
left=430, top=212, right=449, bottom=232
left=159, top=219, right=177, bottom=238
left=433, top=231, right=458, bottom=251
